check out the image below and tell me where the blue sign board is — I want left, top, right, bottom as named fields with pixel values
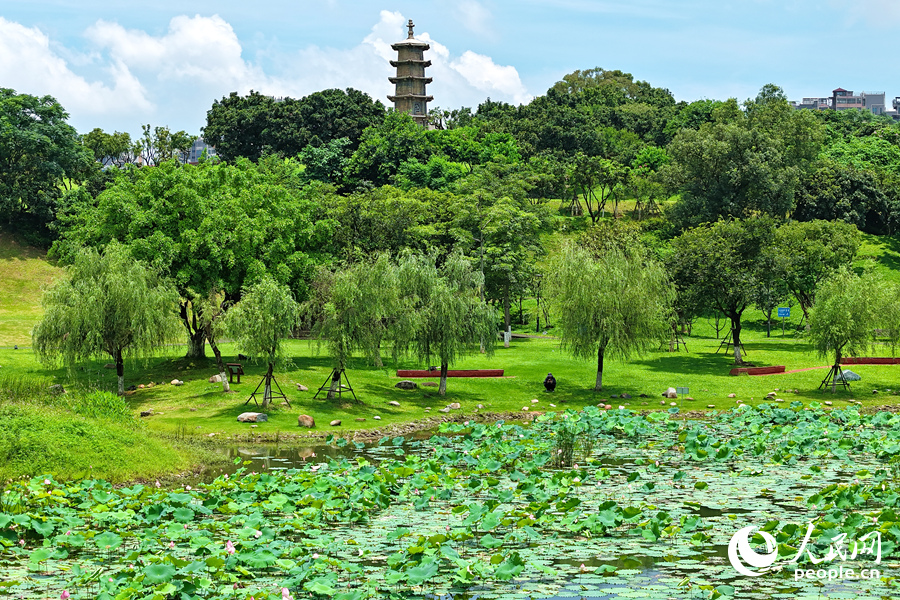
left=777, top=307, right=790, bottom=318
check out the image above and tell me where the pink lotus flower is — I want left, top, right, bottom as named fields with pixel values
left=226, top=541, right=235, bottom=555
left=60, top=592, right=70, bottom=600
left=168, top=541, right=175, bottom=549
left=44, top=479, right=51, bottom=485
left=155, top=480, right=161, bottom=488
left=281, top=588, right=292, bottom=600
left=254, top=530, right=261, bottom=539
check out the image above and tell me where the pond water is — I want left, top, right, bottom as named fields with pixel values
left=2, top=407, right=898, bottom=600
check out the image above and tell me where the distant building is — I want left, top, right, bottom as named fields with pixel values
left=792, top=88, right=896, bottom=119
left=388, top=20, right=433, bottom=127
left=185, top=137, right=217, bottom=164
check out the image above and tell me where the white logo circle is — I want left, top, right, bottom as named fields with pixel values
left=728, top=525, right=778, bottom=577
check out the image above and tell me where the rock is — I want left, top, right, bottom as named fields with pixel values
left=686, top=397, right=694, bottom=401
left=605, top=404, right=612, bottom=410
left=448, top=402, right=461, bottom=410
left=522, top=407, right=529, bottom=411
left=610, top=395, right=619, bottom=399
left=49, top=384, right=65, bottom=395
left=140, top=410, right=153, bottom=417
left=208, top=374, right=222, bottom=383
left=660, top=400, right=666, bottom=405
left=395, top=380, right=418, bottom=390
left=148, top=382, right=155, bottom=388
left=707, top=404, right=715, bottom=408
left=373, top=415, right=381, bottom=420
left=422, top=382, right=439, bottom=387
left=477, top=404, right=483, bottom=409
left=775, top=398, right=784, bottom=402
left=438, top=408, right=450, bottom=413
left=139, top=384, right=145, bottom=389
left=727, top=393, right=736, bottom=398
left=834, top=369, right=860, bottom=382
left=825, top=401, right=833, bottom=406
left=873, top=389, right=879, bottom=394
left=665, top=387, right=677, bottom=399
left=251, top=424, right=258, bottom=428
left=531, top=399, right=539, bottom=404
left=639, top=393, right=649, bottom=398
left=621, top=393, right=632, bottom=399
left=388, top=401, right=401, bottom=407
left=189, top=408, right=197, bottom=412
left=297, top=414, right=315, bottom=428
left=355, top=418, right=366, bottom=422
left=297, top=384, right=309, bottom=392
left=171, top=379, right=184, bottom=386
left=103, top=363, right=116, bottom=369
left=670, top=402, right=677, bottom=406
left=238, top=412, right=268, bottom=423
left=330, top=420, right=341, bottom=426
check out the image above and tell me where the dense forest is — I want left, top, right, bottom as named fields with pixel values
left=5, top=68, right=900, bottom=376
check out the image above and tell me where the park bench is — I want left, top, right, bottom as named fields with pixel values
left=729, top=365, right=786, bottom=376
left=226, top=363, right=244, bottom=384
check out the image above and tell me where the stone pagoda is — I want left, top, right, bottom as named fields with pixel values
left=388, top=20, right=433, bottom=126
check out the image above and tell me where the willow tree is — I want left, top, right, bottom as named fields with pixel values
left=309, top=255, right=413, bottom=400
left=808, top=268, right=891, bottom=392
left=225, top=276, right=300, bottom=408
left=32, top=243, right=181, bottom=395
left=397, top=251, right=495, bottom=396
left=546, top=242, right=672, bottom=391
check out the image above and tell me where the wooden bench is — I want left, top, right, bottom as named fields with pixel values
left=226, top=363, right=244, bottom=384
left=841, top=357, right=900, bottom=365
left=396, top=369, right=505, bottom=378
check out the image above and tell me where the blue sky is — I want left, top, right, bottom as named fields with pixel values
left=2, top=1, right=899, bottom=137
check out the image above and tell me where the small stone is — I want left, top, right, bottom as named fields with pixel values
left=171, top=379, right=184, bottom=386
left=330, top=420, right=341, bottom=426
left=297, top=414, right=315, bottom=428
left=775, top=398, right=784, bottom=402
left=825, top=401, right=833, bottom=406
left=686, top=396, right=694, bottom=401
left=477, top=404, right=483, bottom=409
left=208, top=374, right=222, bottom=383
left=422, top=382, right=439, bottom=387
left=549, top=403, right=556, bottom=407
left=140, top=410, right=153, bottom=417
left=388, top=401, right=401, bottom=407
left=522, top=406, right=529, bottom=411
left=448, top=402, right=461, bottom=410
left=621, top=393, right=632, bottom=399
left=707, top=404, right=715, bottom=408
left=531, top=399, right=539, bottom=404
left=297, top=384, right=309, bottom=391
left=873, top=390, right=879, bottom=394
left=395, top=380, right=418, bottom=390
left=605, top=404, right=612, bottom=410
left=189, top=408, right=197, bottom=412
left=660, top=400, right=666, bottom=405
left=356, top=418, right=366, bottom=422
left=147, top=382, right=155, bottom=388
left=373, top=415, right=381, bottom=420
left=610, top=395, right=619, bottom=399
left=727, top=393, right=736, bottom=398
left=664, top=387, right=677, bottom=398
left=238, top=412, right=268, bottom=423
left=670, top=402, right=677, bottom=406
left=438, top=408, right=450, bottom=413
left=251, top=424, right=258, bottom=428
left=138, top=384, right=145, bottom=389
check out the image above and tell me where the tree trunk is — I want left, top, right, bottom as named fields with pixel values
left=595, top=345, right=604, bottom=391
left=765, top=308, right=773, bottom=338
left=439, top=362, right=448, bottom=396
left=504, top=287, right=511, bottom=331
left=180, top=301, right=207, bottom=358
left=207, top=334, right=231, bottom=392
left=832, top=349, right=842, bottom=393
left=262, top=362, right=274, bottom=408
left=327, top=369, right=341, bottom=400
left=115, top=348, right=125, bottom=396
left=731, top=316, right=744, bottom=365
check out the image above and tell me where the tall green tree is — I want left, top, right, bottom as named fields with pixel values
left=808, top=269, right=891, bottom=392
left=225, top=276, right=301, bottom=408
left=396, top=251, right=496, bottom=396
left=667, top=218, right=775, bottom=365
left=0, top=89, right=93, bottom=244
left=32, top=243, right=181, bottom=395
left=773, top=220, right=860, bottom=326
left=546, top=242, right=671, bottom=391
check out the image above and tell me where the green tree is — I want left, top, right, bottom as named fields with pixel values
left=82, top=128, right=136, bottom=167
left=773, top=220, right=860, bottom=326
left=396, top=251, right=496, bottom=396
left=225, top=275, right=301, bottom=408
left=569, top=154, right=628, bottom=222
left=546, top=242, right=671, bottom=391
left=345, top=111, right=430, bottom=186
left=808, top=269, right=891, bottom=392
left=668, top=218, right=775, bottom=364
left=793, top=161, right=890, bottom=234
left=32, top=243, right=181, bottom=395
left=0, top=89, right=93, bottom=244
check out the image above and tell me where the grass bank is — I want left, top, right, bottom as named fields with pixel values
left=0, top=374, right=223, bottom=482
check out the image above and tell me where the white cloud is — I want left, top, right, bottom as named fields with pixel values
left=450, top=50, right=533, bottom=105
left=0, top=17, right=152, bottom=120
left=454, top=1, right=493, bottom=36
left=833, top=0, right=900, bottom=26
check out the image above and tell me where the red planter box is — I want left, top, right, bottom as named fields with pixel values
left=840, top=357, right=900, bottom=365
left=729, top=366, right=786, bottom=376
left=396, top=369, right=505, bottom=378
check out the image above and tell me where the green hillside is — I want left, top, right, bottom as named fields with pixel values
left=0, top=232, right=63, bottom=347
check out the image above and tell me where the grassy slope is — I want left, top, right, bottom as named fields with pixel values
left=0, top=232, right=63, bottom=347
left=2, top=223, right=900, bottom=456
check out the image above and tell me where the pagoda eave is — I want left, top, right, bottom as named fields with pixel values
left=388, top=95, right=435, bottom=103
left=389, top=77, right=434, bottom=85
left=390, top=60, right=432, bottom=68
left=391, top=41, right=430, bottom=51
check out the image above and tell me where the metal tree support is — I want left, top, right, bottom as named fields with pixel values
left=819, top=364, right=851, bottom=392
left=668, top=323, right=689, bottom=352
left=314, top=368, right=358, bottom=402
left=715, top=328, right=746, bottom=356
left=245, top=368, right=290, bottom=408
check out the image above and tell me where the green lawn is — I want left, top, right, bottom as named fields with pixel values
left=0, top=232, right=63, bottom=346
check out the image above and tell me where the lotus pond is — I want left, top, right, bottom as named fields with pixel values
left=2, top=404, right=899, bottom=600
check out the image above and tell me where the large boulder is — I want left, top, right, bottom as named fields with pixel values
left=297, top=414, right=315, bottom=428
left=237, top=412, right=268, bottom=423
left=664, top=387, right=677, bottom=399
left=395, top=380, right=418, bottom=390
left=209, top=374, right=222, bottom=383
left=841, top=370, right=861, bottom=381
